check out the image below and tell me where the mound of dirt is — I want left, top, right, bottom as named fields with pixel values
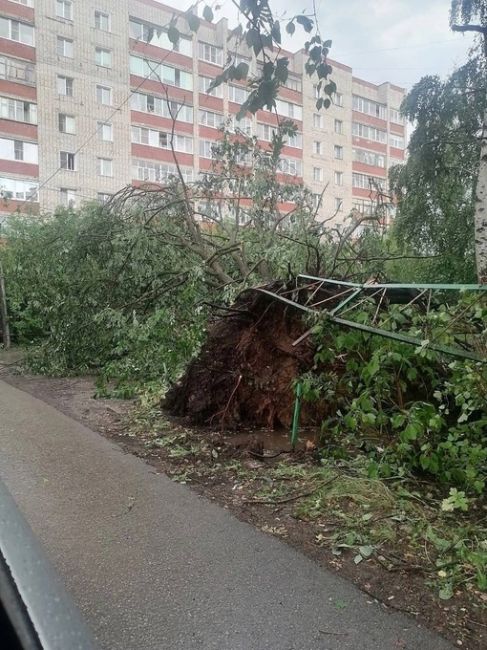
left=165, top=282, right=333, bottom=429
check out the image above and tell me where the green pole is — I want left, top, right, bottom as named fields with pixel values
left=291, top=382, right=303, bottom=450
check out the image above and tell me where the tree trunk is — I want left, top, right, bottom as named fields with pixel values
left=475, top=106, right=487, bottom=283
left=0, top=260, right=11, bottom=349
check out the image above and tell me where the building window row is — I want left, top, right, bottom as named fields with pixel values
left=199, top=109, right=224, bottom=129
left=389, top=134, right=405, bottom=149
left=130, top=92, right=194, bottom=123
left=0, top=96, right=37, bottom=124
left=277, top=157, right=302, bottom=176
left=228, top=84, right=249, bottom=104
left=352, top=122, right=387, bottom=143
left=199, top=75, right=223, bottom=97
left=11, top=0, right=34, bottom=6
left=0, top=137, right=38, bottom=163
left=0, top=56, right=35, bottom=85
left=352, top=172, right=386, bottom=190
left=257, top=123, right=302, bottom=148
left=0, top=176, right=38, bottom=201
left=129, top=19, right=192, bottom=56
left=353, top=148, right=386, bottom=168
left=353, top=95, right=387, bottom=120
left=58, top=74, right=74, bottom=96
left=132, top=158, right=194, bottom=183
left=131, top=125, right=193, bottom=153
left=0, top=17, right=34, bottom=46
left=198, top=42, right=223, bottom=66
left=274, top=99, right=302, bottom=120
left=353, top=199, right=375, bottom=215
left=56, top=0, right=72, bottom=21
left=129, top=55, right=192, bottom=89
left=389, top=108, right=404, bottom=125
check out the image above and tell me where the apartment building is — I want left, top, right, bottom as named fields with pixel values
left=0, top=0, right=406, bottom=223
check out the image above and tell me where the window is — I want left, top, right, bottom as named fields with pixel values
left=335, top=198, right=343, bottom=212
left=10, top=0, right=34, bottom=6
left=334, top=171, right=343, bottom=186
left=334, top=119, right=343, bottom=134
left=352, top=122, right=387, bottom=143
left=96, top=85, right=111, bottom=105
left=198, top=109, right=224, bottom=129
left=334, top=145, right=343, bottom=160
left=277, top=157, right=302, bottom=176
left=0, top=137, right=38, bottom=163
left=0, top=56, right=35, bottom=85
left=228, top=115, right=253, bottom=136
left=132, top=158, right=193, bottom=183
left=389, top=108, right=403, bottom=124
left=58, top=113, right=75, bottom=134
left=275, top=99, right=302, bottom=120
left=129, top=20, right=192, bottom=56
left=313, top=113, right=322, bottom=129
left=97, top=157, right=112, bottom=177
left=353, top=199, right=374, bottom=216
left=97, top=192, right=111, bottom=204
left=56, top=0, right=72, bottom=20
left=389, top=134, right=405, bottom=149
left=228, top=85, right=249, bottom=104
left=131, top=126, right=193, bottom=153
left=198, top=42, right=223, bottom=65
left=284, top=75, right=301, bottom=92
left=0, top=18, right=35, bottom=46
left=312, top=193, right=321, bottom=209
left=57, top=37, right=73, bottom=58
left=130, top=92, right=194, bottom=123
left=313, top=85, right=320, bottom=99
left=313, top=141, right=321, bottom=155
left=334, top=92, right=343, bottom=107
left=95, top=47, right=111, bottom=68
left=95, top=11, right=110, bottom=32
left=199, top=75, right=223, bottom=98
left=313, top=167, right=322, bottom=182
left=199, top=139, right=216, bottom=159
left=353, top=148, right=385, bottom=168
left=0, top=97, right=37, bottom=124
left=129, top=56, right=192, bottom=89
left=0, top=177, right=38, bottom=201
left=60, top=188, right=77, bottom=208
left=353, top=95, right=387, bottom=119
left=352, top=172, right=386, bottom=190
left=60, top=151, right=76, bottom=170
left=57, top=75, right=73, bottom=96
left=286, top=131, right=302, bottom=148
left=98, top=122, right=113, bottom=141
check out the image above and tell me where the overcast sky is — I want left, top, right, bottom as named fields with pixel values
left=161, top=0, right=476, bottom=89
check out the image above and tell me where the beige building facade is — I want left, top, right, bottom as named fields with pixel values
left=0, top=0, right=406, bottom=222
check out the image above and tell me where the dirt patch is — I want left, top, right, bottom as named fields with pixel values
left=2, top=368, right=485, bottom=650
left=166, top=284, right=332, bottom=429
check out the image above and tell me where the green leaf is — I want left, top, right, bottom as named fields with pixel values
left=296, top=15, right=313, bottom=33
left=271, top=20, right=281, bottom=44
left=359, top=545, right=374, bottom=558
left=203, top=5, right=214, bottom=22
left=323, top=39, right=332, bottom=48
left=286, top=21, right=295, bottom=35
left=186, top=11, right=200, bottom=32
left=234, top=61, right=249, bottom=80
left=167, top=25, right=180, bottom=46
left=353, top=553, right=363, bottom=564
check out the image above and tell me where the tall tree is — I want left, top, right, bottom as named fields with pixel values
left=390, top=58, right=485, bottom=282
left=450, top=0, right=487, bottom=282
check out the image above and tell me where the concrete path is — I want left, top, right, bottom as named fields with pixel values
left=0, top=379, right=452, bottom=650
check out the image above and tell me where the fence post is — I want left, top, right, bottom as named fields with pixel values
left=0, top=260, right=11, bottom=349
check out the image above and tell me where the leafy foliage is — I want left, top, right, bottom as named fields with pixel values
left=390, top=58, right=486, bottom=282
left=302, top=299, right=487, bottom=495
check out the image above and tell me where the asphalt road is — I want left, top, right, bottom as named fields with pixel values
left=0, top=379, right=453, bottom=650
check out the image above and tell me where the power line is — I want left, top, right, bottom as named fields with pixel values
left=339, top=37, right=472, bottom=57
